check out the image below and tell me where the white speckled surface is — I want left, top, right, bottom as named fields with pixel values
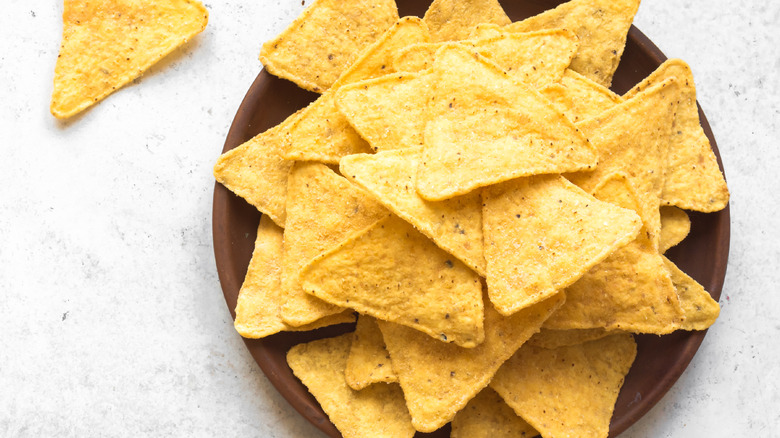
left=0, top=1, right=777, bottom=436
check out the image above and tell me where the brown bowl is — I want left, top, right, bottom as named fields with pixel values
left=212, top=1, right=730, bottom=436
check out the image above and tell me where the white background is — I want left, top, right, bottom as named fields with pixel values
left=1, top=1, right=778, bottom=436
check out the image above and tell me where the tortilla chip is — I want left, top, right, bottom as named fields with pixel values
left=287, top=334, right=415, bottom=438
left=566, top=79, right=681, bottom=247
left=505, top=0, right=641, bottom=87
left=423, top=0, right=510, bottom=42
left=451, top=387, right=539, bottom=438
left=280, top=162, right=389, bottom=326
left=335, top=71, right=432, bottom=153
left=378, top=293, right=565, bottom=432
left=660, top=205, right=691, bottom=253
left=625, top=59, right=730, bottom=212
left=258, top=0, right=399, bottom=93
left=393, top=29, right=578, bottom=89
left=540, top=69, right=623, bottom=123
left=284, top=17, right=430, bottom=163
left=527, top=328, right=616, bottom=350
left=491, top=334, right=637, bottom=438
left=302, top=215, right=485, bottom=348
left=417, top=44, right=596, bottom=201
left=663, top=257, right=721, bottom=331
left=51, top=0, right=208, bottom=118
left=543, top=174, right=684, bottom=334
left=346, top=315, right=398, bottom=390
left=340, top=148, right=486, bottom=275
left=213, top=110, right=302, bottom=227
left=234, top=216, right=355, bottom=338
left=482, top=175, right=641, bottom=315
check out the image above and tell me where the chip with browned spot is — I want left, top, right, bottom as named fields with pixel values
left=663, top=256, right=721, bottom=331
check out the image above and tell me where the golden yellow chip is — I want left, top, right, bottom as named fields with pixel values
left=213, top=110, right=302, bottom=227
left=378, top=293, right=565, bottom=432
left=660, top=205, right=691, bottom=253
left=540, top=69, right=623, bottom=123
left=663, top=257, right=721, bottom=331
left=336, top=71, right=432, bottom=153
left=491, top=334, right=637, bottom=438
left=302, top=215, right=485, bottom=348
left=280, top=163, right=389, bottom=327
left=51, top=0, right=208, bottom=119
left=567, top=79, right=681, bottom=247
left=284, top=17, right=430, bottom=163
left=234, top=216, right=355, bottom=338
left=423, top=0, right=510, bottom=42
left=625, top=59, right=730, bottom=212
left=482, top=175, right=641, bottom=315
left=258, top=0, right=399, bottom=93
left=393, top=29, right=578, bottom=89
left=346, top=315, right=398, bottom=390
left=451, top=387, right=539, bottom=438
left=340, top=148, right=486, bottom=275
left=286, top=334, right=415, bottom=438
left=527, top=328, right=616, bottom=350
left=505, top=0, right=641, bottom=87
left=417, top=44, right=596, bottom=201
left=543, top=174, right=684, bottom=334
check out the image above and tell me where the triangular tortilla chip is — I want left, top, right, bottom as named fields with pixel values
left=505, top=0, right=641, bottom=87
left=336, top=71, right=433, bottom=153
left=284, top=17, right=430, bottom=163
left=451, top=387, right=539, bottom=438
left=566, top=79, right=681, bottom=247
left=660, top=205, right=691, bottom=253
left=51, top=0, right=208, bottom=118
left=527, top=328, right=616, bottom=350
left=378, top=293, right=565, bottom=432
left=663, top=257, right=721, bottom=331
left=302, top=215, right=485, bottom=348
left=340, top=148, right=486, bottom=275
left=280, top=162, right=389, bottom=326
left=423, top=0, right=510, bottom=42
left=346, top=315, right=398, bottom=390
left=287, top=334, right=415, bottom=438
left=234, top=215, right=355, bottom=338
left=417, top=44, right=597, bottom=201
left=543, top=174, right=684, bottom=334
left=482, top=175, right=641, bottom=315
left=625, top=59, right=730, bottom=212
left=213, top=109, right=302, bottom=227
left=393, top=29, right=578, bottom=89
left=258, top=0, right=399, bottom=93
left=540, top=69, right=623, bottom=123
left=490, top=334, right=637, bottom=438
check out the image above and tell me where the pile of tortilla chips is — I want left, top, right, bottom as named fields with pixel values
left=215, top=0, right=729, bottom=436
